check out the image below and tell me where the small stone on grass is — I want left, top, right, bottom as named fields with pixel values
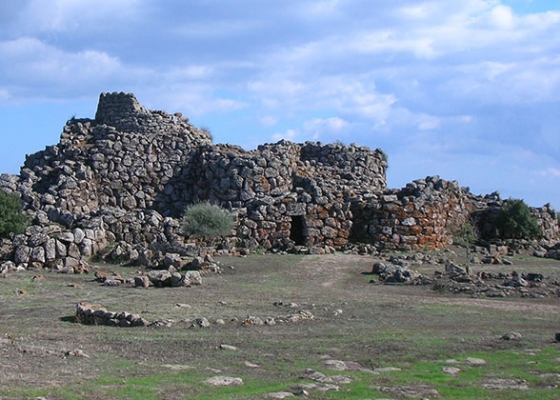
left=204, top=376, right=243, bottom=386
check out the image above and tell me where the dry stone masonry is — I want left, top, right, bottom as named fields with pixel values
left=0, top=92, right=558, bottom=269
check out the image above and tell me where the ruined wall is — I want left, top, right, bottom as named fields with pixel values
left=351, top=176, right=474, bottom=250
left=351, top=178, right=560, bottom=251
left=22, top=93, right=211, bottom=220
left=182, top=140, right=387, bottom=250
left=0, top=92, right=558, bottom=270
left=0, top=92, right=389, bottom=268
left=534, top=204, right=560, bottom=240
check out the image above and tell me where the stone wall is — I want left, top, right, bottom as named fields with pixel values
left=351, top=178, right=560, bottom=251
left=0, top=92, right=558, bottom=270
left=183, top=140, right=387, bottom=250
left=350, top=176, right=474, bottom=250
left=534, top=204, right=560, bottom=240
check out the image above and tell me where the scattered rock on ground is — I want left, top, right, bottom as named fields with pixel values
left=265, top=392, right=295, bottom=399
left=442, top=367, right=461, bottom=376
left=204, top=376, right=244, bottom=386
left=501, top=332, right=523, bottom=341
left=466, top=357, right=487, bottom=365
left=373, top=367, right=402, bottom=373
left=219, top=344, right=238, bottom=351
left=481, top=378, right=529, bottom=390
left=244, top=361, right=259, bottom=368
left=76, top=302, right=149, bottom=327
left=374, top=384, right=440, bottom=399
left=300, top=369, right=352, bottom=385
left=193, top=317, right=211, bottom=328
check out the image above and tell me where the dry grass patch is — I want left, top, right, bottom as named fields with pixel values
left=0, top=252, right=559, bottom=399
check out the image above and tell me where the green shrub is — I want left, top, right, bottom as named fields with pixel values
left=180, top=202, right=234, bottom=238
left=495, top=198, right=541, bottom=239
left=0, top=190, right=30, bottom=238
left=198, top=125, right=213, bottom=142
left=376, top=148, right=388, bottom=166
left=452, top=221, right=478, bottom=246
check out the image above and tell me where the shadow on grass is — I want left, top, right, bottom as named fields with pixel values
left=60, top=315, right=78, bottom=323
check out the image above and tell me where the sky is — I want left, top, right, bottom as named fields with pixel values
left=0, top=0, right=559, bottom=209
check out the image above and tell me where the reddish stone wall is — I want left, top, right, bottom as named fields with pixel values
left=352, top=177, right=474, bottom=250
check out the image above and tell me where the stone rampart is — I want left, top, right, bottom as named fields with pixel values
left=0, top=92, right=558, bottom=270
left=351, top=177, right=473, bottom=250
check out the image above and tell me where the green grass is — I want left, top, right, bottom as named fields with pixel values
left=2, top=345, right=560, bottom=399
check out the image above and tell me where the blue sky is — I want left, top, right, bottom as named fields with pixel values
left=0, top=0, right=559, bottom=208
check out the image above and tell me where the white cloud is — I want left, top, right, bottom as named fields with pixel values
left=269, top=116, right=349, bottom=144
left=259, top=116, right=279, bottom=127
left=20, top=0, right=141, bottom=33
left=167, top=66, right=214, bottom=80
left=171, top=20, right=266, bottom=39
left=326, top=80, right=397, bottom=122
left=417, top=114, right=441, bottom=131
left=272, top=129, right=298, bottom=142
left=352, top=31, right=438, bottom=59
left=0, top=38, right=124, bottom=95
left=295, top=0, right=342, bottom=20
left=490, top=5, right=516, bottom=29
left=247, top=79, right=305, bottom=108
left=304, top=117, right=348, bottom=132
left=398, top=4, right=435, bottom=20
left=443, top=56, right=560, bottom=104
left=523, top=9, right=560, bottom=29
left=0, top=37, right=229, bottom=106
left=303, top=117, right=349, bottom=140
left=541, top=168, right=560, bottom=178
left=0, top=88, right=11, bottom=104
left=144, top=84, right=248, bottom=117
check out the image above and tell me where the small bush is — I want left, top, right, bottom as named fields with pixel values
left=199, top=125, right=213, bottom=142
left=0, top=190, right=30, bottom=238
left=376, top=148, right=388, bottom=165
left=181, top=202, right=234, bottom=238
left=495, top=198, right=541, bottom=239
left=452, top=221, right=479, bottom=247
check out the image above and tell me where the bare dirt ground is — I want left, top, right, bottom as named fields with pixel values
left=1, top=250, right=560, bottom=399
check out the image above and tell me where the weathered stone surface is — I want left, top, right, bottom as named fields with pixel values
left=134, top=275, right=150, bottom=288
left=481, top=378, right=529, bottom=390
left=147, top=270, right=172, bottom=287
left=76, top=302, right=149, bottom=327
left=30, top=246, right=46, bottom=263
left=193, top=317, right=211, bottom=328
left=184, top=270, right=202, bottom=286
left=14, top=245, right=31, bottom=264
left=0, top=261, right=16, bottom=273
left=204, top=376, right=244, bottom=386
left=44, top=238, right=57, bottom=261
left=501, top=332, right=523, bottom=341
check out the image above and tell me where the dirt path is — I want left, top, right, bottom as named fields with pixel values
left=289, top=253, right=372, bottom=288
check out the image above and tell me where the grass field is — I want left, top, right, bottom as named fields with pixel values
left=1, top=250, right=559, bottom=399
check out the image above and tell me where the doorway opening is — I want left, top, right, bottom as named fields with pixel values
left=290, top=215, right=306, bottom=246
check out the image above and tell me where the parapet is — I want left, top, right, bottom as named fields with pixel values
left=94, top=92, right=148, bottom=126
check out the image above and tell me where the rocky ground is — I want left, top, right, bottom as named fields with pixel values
left=1, top=249, right=560, bottom=399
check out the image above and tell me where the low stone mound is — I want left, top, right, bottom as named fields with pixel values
left=75, top=302, right=150, bottom=327
left=369, top=261, right=560, bottom=298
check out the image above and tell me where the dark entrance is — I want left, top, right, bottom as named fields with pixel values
left=290, top=216, right=306, bottom=246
